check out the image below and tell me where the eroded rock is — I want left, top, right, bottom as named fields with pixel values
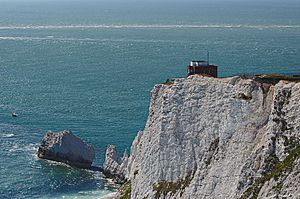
left=103, top=144, right=128, bottom=183
left=37, top=130, right=95, bottom=169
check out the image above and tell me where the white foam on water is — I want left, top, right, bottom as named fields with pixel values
left=0, top=133, right=15, bottom=138
left=0, top=24, right=299, bottom=30
left=43, top=159, right=73, bottom=168
left=7, top=143, right=39, bottom=155
left=25, top=143, right=39, bottom=153
left=0, top=36, right=54, bottom=41
left=99, top=192, right=117, bottom=199
left=0, top=36, right=97, bottom=42
left=39, top=190, right=117, bottom=199
left=0, top=36, right=177, bottom=44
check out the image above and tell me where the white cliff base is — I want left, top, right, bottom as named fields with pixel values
left=123, top=75, right=300, bottom=199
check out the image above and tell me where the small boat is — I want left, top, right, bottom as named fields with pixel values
left=12, top=112, right=18, bottom=117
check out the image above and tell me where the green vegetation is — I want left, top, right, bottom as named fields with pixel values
left=152, top=170, right=196, bottom=199
left=262, top=152, right=279, bottom=175
left=284, top=136, right=299, bottom=153
left=272, top=181, right=283, bottom=192
left=163, top=81, right=174, bottom=86
left=163, top=79, right=175, bottom=86
left=259, top=74, right=290, bottom=79
left=119, top=180, right=131, bottom=199
left=238, top=93, right=253, bottom=101
left=239, top=144, right=300, bottom=199
left=254, top=74, right=300, bottom=84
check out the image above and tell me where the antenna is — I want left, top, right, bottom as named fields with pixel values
left=207, top=51, right=210, bottom=65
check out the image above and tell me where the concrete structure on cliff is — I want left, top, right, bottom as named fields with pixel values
left=187, top=60, right=218, bottom=77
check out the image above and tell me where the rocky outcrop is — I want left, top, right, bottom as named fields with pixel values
left=122, top=75, right=300, bottom=199
left=37, top=130, right=95, bottom=169
left=103, top=145, right=128, bottom=183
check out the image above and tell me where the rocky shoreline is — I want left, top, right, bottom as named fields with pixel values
left=37, top=130, right=129, bottom=182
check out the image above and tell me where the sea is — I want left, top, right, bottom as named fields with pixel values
left=0, top=0, right=299, bottom=198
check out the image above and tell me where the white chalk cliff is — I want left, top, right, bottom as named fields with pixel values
left=38, top=130, right=95, bottom=168
left=122, top=75, right=300, bottom=199
left=103, top=144, right=128, bottom=183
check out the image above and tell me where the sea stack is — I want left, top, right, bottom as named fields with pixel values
left=103, top=145, right=129, bottom=183
left=37, top=130, right=95, bottom=169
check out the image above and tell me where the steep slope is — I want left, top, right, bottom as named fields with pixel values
left=124, top=75, right=300, bottom=199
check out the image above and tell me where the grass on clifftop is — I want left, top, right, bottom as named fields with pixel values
left=254, top=74, right=300, bottom=84
left=162, top=78, right=175, bottom=86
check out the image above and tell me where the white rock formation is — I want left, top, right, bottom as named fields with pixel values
left=103, top=145, right=128, bottom=183
left=37, top=130, right=95, bottom=168
left=123, top=75, right=300, bottom=199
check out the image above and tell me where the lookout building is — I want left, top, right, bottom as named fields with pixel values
left=187, top=60, right=218, bottom=77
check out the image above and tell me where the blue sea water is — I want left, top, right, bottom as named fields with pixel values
left=0, top=0, right=299, bottom=198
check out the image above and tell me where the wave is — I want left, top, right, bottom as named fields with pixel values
left=0, top=24, right=299, bottom=30
left=0, top=133, right=15, bottom=138
left=99, top=192, right=117, bottom=199
left=0, top=36, right=101, bottom=41
left=59, top=190, right=117, bottom=199
left=8, top=143, right=39, bottom=153
left=0, top=36, right=177, bottom=43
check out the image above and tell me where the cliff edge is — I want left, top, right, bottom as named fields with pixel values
left=120, top=75, right=300, bottom=199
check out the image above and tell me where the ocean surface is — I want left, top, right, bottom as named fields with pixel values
left=0, top=0, right=299, bottom=198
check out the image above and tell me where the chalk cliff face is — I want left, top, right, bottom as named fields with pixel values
left=124, top=76, right=300, bottom=199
